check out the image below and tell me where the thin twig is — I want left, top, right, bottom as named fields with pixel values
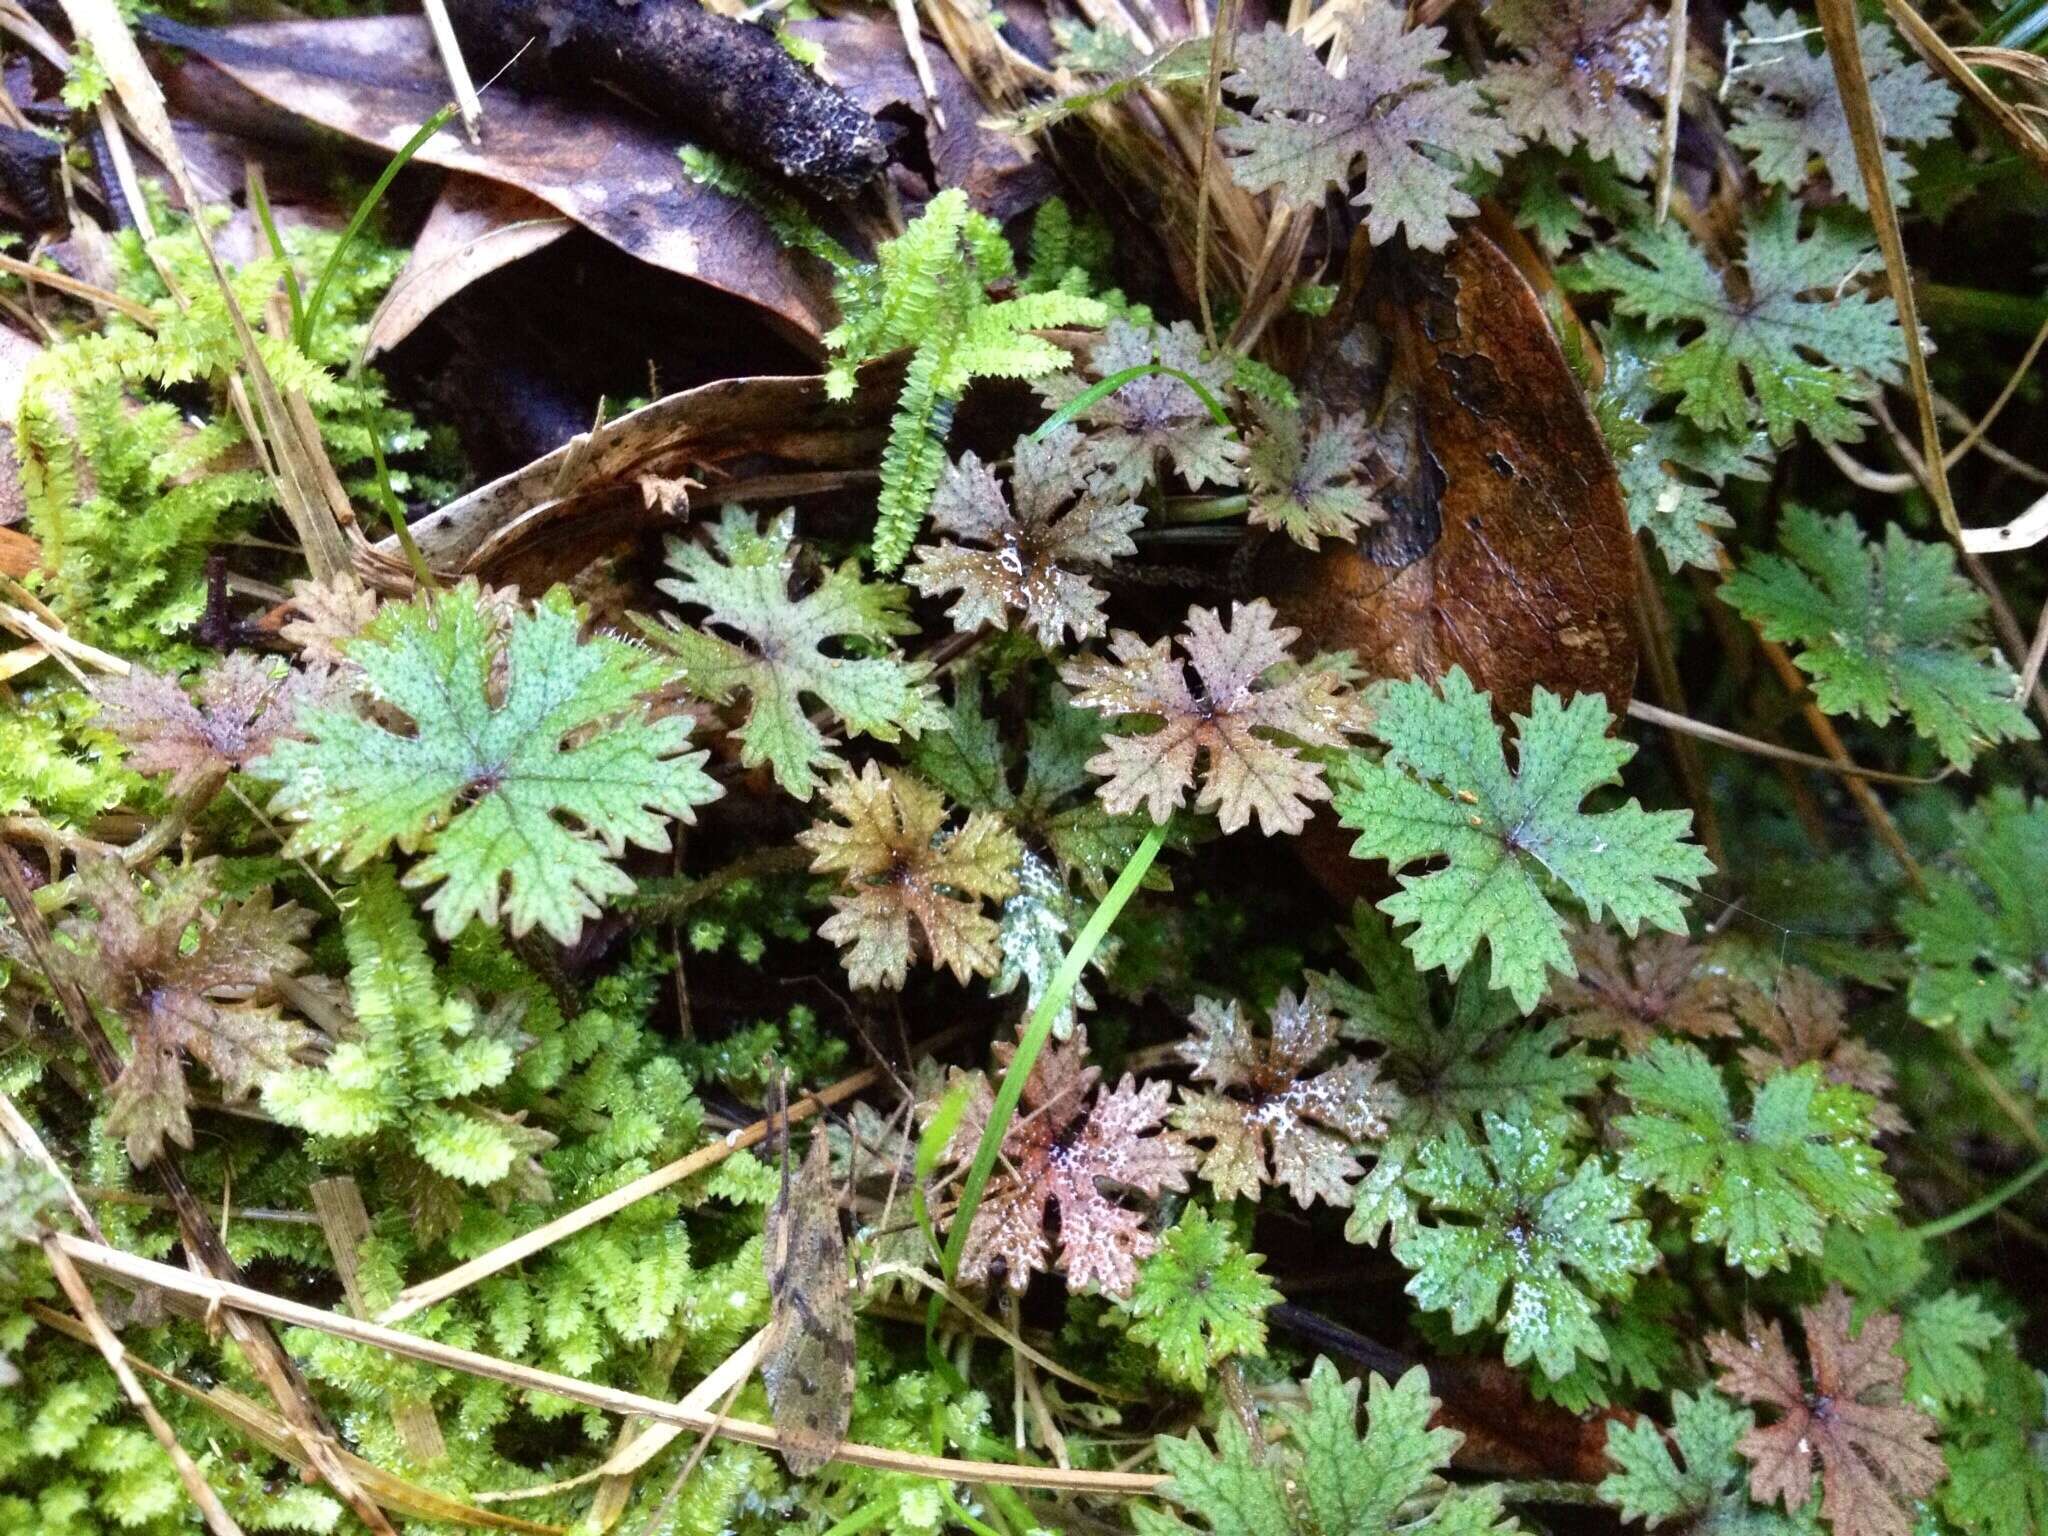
left=55, top=1235, right=1168, bottom=1496
left=39, top=1238, right=249, bottom=1536
left=381, top=1031, right=967, bottom=1324
left=1627, top=699, right=1948, bottom=785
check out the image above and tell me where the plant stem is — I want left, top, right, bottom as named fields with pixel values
left=297, top=104, right=456, bottom=351
left=1918, top=282, right=2048, bottom=339
left=1915, top=1152, right=2048, bottom=1239
left=1159, top=493, right=1250, bottom=525
left=939, top=824, right=1167, bottom=1288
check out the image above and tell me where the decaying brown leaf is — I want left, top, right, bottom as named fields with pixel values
left=1266, top=226, right=1639, bottom=720
left=151, top=15, right=838, bottom=343
left=761, top=1073, right=855, bottom=1478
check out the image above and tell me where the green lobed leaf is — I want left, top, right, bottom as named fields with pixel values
left=1614, top=1041, right=1896, bottom=1275
left=255, top=582, right=722, bottom=945
left=1334, top=668, right=1713, bottom=1013
left=1395, top=1111, right=1655, bottom=1380
left=1723, top=507, right=2035, bottom=770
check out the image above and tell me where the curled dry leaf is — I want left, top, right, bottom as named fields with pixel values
left=944, top=1033, right=1193, bottom=1296
left=151, top=15, right=837, bottom=342
left=1708, top=1287, right=1943, bottom=1536
left=1737, top=969, right=1906, bottom=1134
left=1061, top=599, right=1371, bottom=837
left=364, top=177, right=572, bottom=359
left=762, top=1075, right=855, bottom=1478
left=1547, top=926, right=1740, bottom=1051
left=381, top=366, right=907, bottom=586
left=98, top=653, right=336, bottom=796
left=797, top=763, right=1022, bottom=990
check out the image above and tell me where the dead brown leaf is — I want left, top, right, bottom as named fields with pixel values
left=1262, top=225, right=1637, bottom=899
left=378, top=364, right=901, bottom=587
left=761, top=1073, right=855, bottom=1477
left=150, top=14, right=838, bottom=344
left=1267, top=225, right=1638, bottom=719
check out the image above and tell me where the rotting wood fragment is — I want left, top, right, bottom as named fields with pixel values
left=443, top=0, right=887, bottom=200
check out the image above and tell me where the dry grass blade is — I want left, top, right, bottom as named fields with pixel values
left=1883, top=0, right=2048, bottom=179
left=24, top=1306, right=568, bottom=1534
left=55, top=1235, right=1169, bottom=1496
left=1814, top=0, right=1959, bottom=547
left=0, top=253, right=157, bottom=325
left=36, top=1246, right=249, bottom=1536
left=420, top=0, right=483, bottom=138
left=1656, top=0, right=1689, bottom=222
left=310, top=1178, right=448, bottom=1462
left=377, top=1046, right=950, bottom=1322
left=56, top=0, right=361, bottom=584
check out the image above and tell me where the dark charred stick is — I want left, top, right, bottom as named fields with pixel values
left=0, top=125, right=64, bottom=228
left=442, top=0, right=887, bottom=200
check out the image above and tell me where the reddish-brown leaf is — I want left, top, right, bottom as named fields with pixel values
left=1547, top=926, right=1740, bottom=1051
left=53, top=860, right=312, bottom=1164
left=99, top=654, right=336, bottom=796
left=1737, top=969, right=1907, bottom=1134
left=945, top=1034, right=1193, bottom=1297
left=1707, top=1287, right=1944, bottom=1536
left=1267, top=226, right=1638, bottom=720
